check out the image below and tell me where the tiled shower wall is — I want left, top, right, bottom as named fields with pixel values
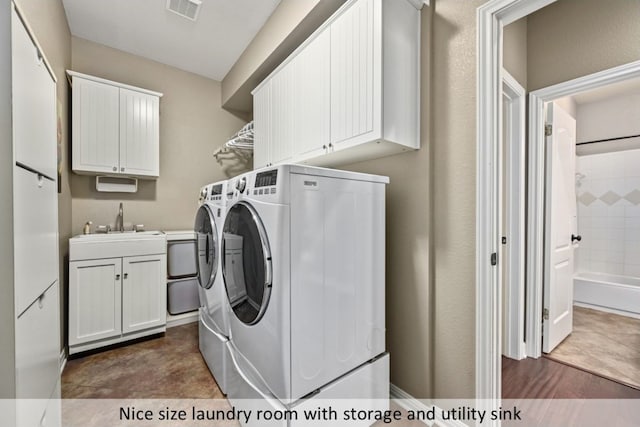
left=576, top=149, right=640, bottom=277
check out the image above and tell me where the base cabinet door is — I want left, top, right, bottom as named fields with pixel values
left=69, top=258, right=122, bottom=346
left=122, top=255, right=167, bottom=333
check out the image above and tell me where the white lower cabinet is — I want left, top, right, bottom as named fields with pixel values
left=69, top=253, right=166, bottom=354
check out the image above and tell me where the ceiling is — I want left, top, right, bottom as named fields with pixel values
left=62, top=0, right=281, bottom=81
left=573, top=76, right=640, bottom=105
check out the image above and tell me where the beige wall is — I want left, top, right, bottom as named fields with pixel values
left=503, top=17, right=527, bottom=89
left=340, top=5, right=433, bottom=397
left=341, top=0, right=482, bottom=399
left=527, top=0, right=640, bottom=92
left=221, top=0, right=345, bottom=113
left=70, top=37, right=247, bottom=234
left=13, top=0, right=72, bottom=352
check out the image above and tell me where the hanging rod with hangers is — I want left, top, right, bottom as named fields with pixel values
left=214, top=121, right=254, bottom=160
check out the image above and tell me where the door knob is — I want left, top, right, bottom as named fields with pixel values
left=571, top=234, right=582, bottom=243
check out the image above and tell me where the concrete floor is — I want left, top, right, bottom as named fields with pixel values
left=61, top=322, right=426, bottom=426
left=63, top=322, right=224, bottom=399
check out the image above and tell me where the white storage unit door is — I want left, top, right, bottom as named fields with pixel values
left=13, top=166, right=58, bottom=316
left=15, top=282, right=60, bottom=426
left=11, top=7, right=57, bottom=179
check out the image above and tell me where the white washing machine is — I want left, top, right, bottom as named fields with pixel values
left=194, top=180, right=235, bottom=394
left=222, top=164, right=389, bottom=409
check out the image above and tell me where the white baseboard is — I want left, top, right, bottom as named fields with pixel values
left=166, top=310, right=199, bottom=328
left=389, top=384, right=468, bottom=427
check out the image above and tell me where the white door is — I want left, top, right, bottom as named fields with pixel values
left=72, top=77, right=120, bottom=174
left=122, top=255, right=166, bottom=333
left=11, top=7, right=57, bottom=179
left=293, top=29, right=330, bottom=160
left=253, top=82, right=271, bottom=169
left=330, top=0, right=379, bottom=148
left=270, top=60, right=295, bottom=165
left=542, top=102, right=577, bottom=353
left=119, top=88, right=160, bottom=177
left=69, top=258, right=122, bottom=346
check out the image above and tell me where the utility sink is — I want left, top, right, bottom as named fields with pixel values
left=72, top=231, right=164, bottom=241
left=69, top=231, right=166, bottom=261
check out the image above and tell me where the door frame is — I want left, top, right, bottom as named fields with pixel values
left=526, top=60, right=640, bottom=358
left=477, top=0, right=640, bottom=398
left=502, top=70, right=526, bottom=361
left=476, top=0, right=557, bottom=399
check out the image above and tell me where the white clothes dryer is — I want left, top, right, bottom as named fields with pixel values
left=222, top=164, right=389, bottom=404
left=195, top=180, right=235, bottom=394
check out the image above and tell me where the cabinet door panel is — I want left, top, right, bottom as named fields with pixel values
left=294, top=30, right=330, bottom=160
left=122, top=255, right=166, bottom=333
left=69, top=259, right=122, bottom=345
left=330, top=0, right=378, bottom=146
left=14, top=166, right=58, bottom=316
left=11, top=9, right=57, bottom=178
left=72, top=78, right=120, bottom=173
left=16, top=283, right=60, bottom=427
left=15, top=282, right=60, bottom=399
left=271, top=61, right=295, bottom=165
left=119, top=89, right=160, bottom=177
left=253, top=82, right=271, bottom=169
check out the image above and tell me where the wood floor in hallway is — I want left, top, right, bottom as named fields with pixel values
left=502, top=355, right=640, bottom=399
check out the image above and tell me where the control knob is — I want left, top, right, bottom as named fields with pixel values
left=236, top=177, right=247, bottom=193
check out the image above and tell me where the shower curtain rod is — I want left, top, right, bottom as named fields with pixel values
left=577, top=134, right=640, bottom=146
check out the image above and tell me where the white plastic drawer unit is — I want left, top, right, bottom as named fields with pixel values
left=167, top=240, right=197, bottom=278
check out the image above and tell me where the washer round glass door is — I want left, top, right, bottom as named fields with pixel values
left=194, top=204, right=218, bottom=290
left=222, top=201, right=272, bottom=325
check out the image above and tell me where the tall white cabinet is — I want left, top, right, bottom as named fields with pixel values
left=252, top=0, right=420, bottom=169
left=68, top=71, right=162, bottom=178
left=6, top=4, right=61, bottom=427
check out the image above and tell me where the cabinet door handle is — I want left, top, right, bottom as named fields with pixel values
left=121, top=167, right=125, bottom=172
left=124, top=273, right=128, bottom=279
left=323, top=145, right=327, bottom=150
left=116, top=274, right=121, bottom=280
left=113, top=166, right=117, bottom=172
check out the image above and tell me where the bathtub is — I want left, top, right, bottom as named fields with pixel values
left=574, top=272, right=640, bottom=318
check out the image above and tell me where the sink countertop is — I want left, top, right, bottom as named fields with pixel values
left=69, top=231, right=167, bottom=261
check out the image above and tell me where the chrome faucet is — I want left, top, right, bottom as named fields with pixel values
left=117, top=202, right=124, bottom=232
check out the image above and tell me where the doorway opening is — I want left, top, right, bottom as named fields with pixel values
left=535, top=81, right=640, bottom=390
left=477, top=0, right=640, bottom=399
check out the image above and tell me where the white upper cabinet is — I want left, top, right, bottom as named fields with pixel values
left=69, top=71, right=162, bottom=178
left=252, top=0, right=420, bottom=169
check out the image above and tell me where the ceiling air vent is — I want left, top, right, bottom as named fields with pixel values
left=166, top=0, right=202, bottom=21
